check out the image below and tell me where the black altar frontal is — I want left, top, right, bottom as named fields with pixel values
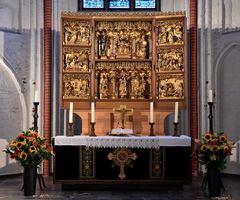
left=53, top=135, right=191, bottom=190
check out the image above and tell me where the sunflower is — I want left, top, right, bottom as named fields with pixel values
left=29, top=146, right=37, bottom=153
left=203, top=133, right=212, bottom=142
left=9, top=140, right=17, bottom=147
left=16, top=142, right=23, bottom=149
left=19, top=152, right=27, bottom=160
left=219, top=135, right=227, bottom=143
left=200, top=144, right=208, bottom=152
left=211, top=145, right=219, bottom=151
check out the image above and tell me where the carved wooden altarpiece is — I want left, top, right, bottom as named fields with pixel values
left=60, top=11, right=187, bottom=135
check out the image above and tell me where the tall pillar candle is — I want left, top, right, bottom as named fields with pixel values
left=174, top=102, right=179, bottom=123
left=91, top=102, right=95, bottom=123
left=63, top=109, right=67, bottom=136
left=69, top=102, right=73, bottom=123
left=150, top=102, right=154, bottom=123
left=34, top=90, right=38, bottom=102
left=208, top=89, right=213, bottom=103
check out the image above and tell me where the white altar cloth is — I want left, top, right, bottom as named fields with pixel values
left=54, top=135, right=191, bottom=149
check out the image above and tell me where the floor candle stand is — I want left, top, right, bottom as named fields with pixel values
left=32, top=101, right=46, bottom=191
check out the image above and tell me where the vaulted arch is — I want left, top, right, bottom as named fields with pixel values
left=0, top=56, right=27, bottom=175
left=213, top=42, right=240, bottom=175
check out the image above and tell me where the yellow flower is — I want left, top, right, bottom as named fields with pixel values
left=210, top=154, right=217, bottom=161
left=211, top=145, right=219, bottom=151
left=203, top=133, right=212, bottom=142
left=219, top=135, right=227, bottom=143
left=29, top=146, right=37, bottom=153
left=9, top=140, right=17, bottom=147
left=20, top=152, right=27, bottom=160
left=200, top=144, right=208, bottom=152
left=16, top=142, right=23, bottom=149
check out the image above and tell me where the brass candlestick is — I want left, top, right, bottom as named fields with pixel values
left=90, top=122, right=96, bottom=137
left=173, top=122, right=179, bottom=136
left=67, top=122, right=74, bottom=136
left=149, top=122, right=155, bottom=136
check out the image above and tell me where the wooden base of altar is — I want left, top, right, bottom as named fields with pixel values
left=53, top=145, right=191, bottom=190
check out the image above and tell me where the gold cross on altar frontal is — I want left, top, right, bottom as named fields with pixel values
left=113, top=105, right=133, bottom=129
left=107, top=149, right=137, bottom=180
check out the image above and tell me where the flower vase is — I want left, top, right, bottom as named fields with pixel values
left=207, top=167, right=221, bottom=198
left=23, top=167, right=37, bottom=196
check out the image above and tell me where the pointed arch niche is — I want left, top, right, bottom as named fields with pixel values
left=0, top=58, right=27, bottom=175
left=214, top=42, right=240, bottom=175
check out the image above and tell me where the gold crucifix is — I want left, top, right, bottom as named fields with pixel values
left=113, top=105, right=133, bottom=129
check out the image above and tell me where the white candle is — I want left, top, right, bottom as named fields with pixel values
left=34, top=90, right=38, bottom=102
left=208, top=89, right=213, bottom=103
left=174, top=102, right=179, bottom=123
left=150, top=102, right=154, bottom=123
left=91, top=102, right=95, bottom=123
left=63, top=109, right=67, bottom=136
left=69, top=102, right=73, bottom=123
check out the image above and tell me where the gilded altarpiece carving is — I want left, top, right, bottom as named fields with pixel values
left=63, top=47, right=90, bottom=72
left=63, top=74, right=90, bottom=99
left=155, top=18, right=185, bottom=100
left=95, top=21, right=152, bottom=60
left=62, top=19, right=91, bottom=100
left=63, top=20, right=91, bottom=46
left=61, top=12, right=186, bottom=107
left=95, top=62, right=151, bottom=99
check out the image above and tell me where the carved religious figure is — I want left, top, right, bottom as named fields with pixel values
left=130, top=72, right=139, bottom=99
left=64, top=23, right=78, bottom=44
left=78, top=79, right=89, bottom=98
left=136, top=34, right=148, bottom=59
left=118, top=76, right=127, bottom=99
left=78, top=25, right=90, bottom=45
left=116, top=30, right=131, bottom=59
left=173, top=24, right=183, bottom=43
left=158, top=26, right=167, bottom=44
left=99, top=73, right=109, bottom=99
left=97, top=30, right=108, bottom=59
left=65, top=81, right=75, bottom=97
left=139, top=74, right=147, bottom=98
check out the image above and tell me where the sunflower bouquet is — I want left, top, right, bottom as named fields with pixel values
left=195, top=132, right=234, bottom=171
left=4, top=128, right=54, bottom=168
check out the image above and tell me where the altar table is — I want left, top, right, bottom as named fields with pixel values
left=53, top=135, right=192, bottom=190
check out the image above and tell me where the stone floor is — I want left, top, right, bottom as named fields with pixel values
left=0, top=174, right=239, bottom=200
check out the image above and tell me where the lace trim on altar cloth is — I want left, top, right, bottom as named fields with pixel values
left=54, top=135, right=191, bottom=148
